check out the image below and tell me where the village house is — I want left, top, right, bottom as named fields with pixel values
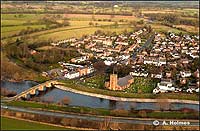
left=103, top=40, right=112, bottom=46
left=153, top=79, right=174, bottom=94
left=181, top=58, right=189, bottom=64
left=168, top=61, right=177, bottom=67
left=64, top=71, right=80, bottom=79
left=180, top=71, right=191, bottom=78
left=130, top=71, right=148, bottom=77
left=71, top=56, right=89, bottom=63
left=194, top=69, right=199, bottom=78
left=180, top=78, right=187, bottom=85
left=165, top=71, right=172, bottom=78
left=30, top=49, right=37, bottom=55
left=151, top=72, right=163, bottom=79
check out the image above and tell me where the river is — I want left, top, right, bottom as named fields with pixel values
left=1, top=80, right=199, bottom=111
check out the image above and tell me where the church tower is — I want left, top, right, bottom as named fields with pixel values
left=109, top=74, right=117, bottom=90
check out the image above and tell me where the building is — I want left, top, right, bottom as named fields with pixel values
left=180, top=71, right=191, bottom=78
left=153, top=79, right=175, bottom=94
left=105, top=74, right=134, bottom=90
left=64, top=71, right=80, bottom=79
left=78, top=66, right=95, bottom=76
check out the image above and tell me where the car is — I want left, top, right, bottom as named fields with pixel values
left=1, top=105, right=8, bottom=109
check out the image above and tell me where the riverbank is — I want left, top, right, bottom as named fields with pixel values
left=1, top=105, right=199, bottom=130
left=5, top=100, right=199, bottom=120
left=56, top=84, right=199, bottom=104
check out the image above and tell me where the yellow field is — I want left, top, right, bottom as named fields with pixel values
left=175, top=24, right=199, bottom=34
left=38, top=25, right=133, bottom=41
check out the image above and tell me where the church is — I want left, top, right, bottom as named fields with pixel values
left=105, top=74, right=134, bottom=91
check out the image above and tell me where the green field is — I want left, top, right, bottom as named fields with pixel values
left=1, top=116, right=69, bottom=130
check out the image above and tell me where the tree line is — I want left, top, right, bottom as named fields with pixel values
left=4, top=38, right=80, bottom=72
left=145, top=13, right=199, bottom=27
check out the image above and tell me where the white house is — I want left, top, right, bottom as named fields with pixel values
left=104, top=60, right=117, bottom=66
left=151, top=73, right=163, bottom=79
left=64, top=71, right=80, bottom=79
left=180, top=71, right=191, bottom=78
left=144, top=58, right=153, bottom=64
left=130, top=72, right=148, bottom=77
left=87, top=66, right=95, bottom=74
left=153, top=81, right=175, bottom=94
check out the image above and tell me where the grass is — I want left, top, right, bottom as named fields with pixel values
left=174, top=24, right=199, bottom=34
left=1, top=116, right=69, bottom=130
left=7, top=100, right=111, bottom=116
left=1, top=13, right=133, bottom=42
left=81, top=74, right=106, bottom=89
left=1, top=24, right=46, bottom=38
left=38, top=24, right=132, bottom=41
left=1, top=25, right=46, bottom=33
left=125, top=77, right=159, bottom=93
left=150, top=23, right=187, bottom=34
left=1, top=19, right=27, bottom=26
left=1, top=14, right=45, bottom=21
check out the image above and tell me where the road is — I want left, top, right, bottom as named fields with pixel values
left=1, top=105, right=199, bottom=126
left=132, top=33, right=155, bottom=60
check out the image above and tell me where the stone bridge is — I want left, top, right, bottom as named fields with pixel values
left=8, top=80, right=63, bottom=101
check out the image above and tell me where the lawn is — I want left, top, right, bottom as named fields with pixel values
left=83, top=74, right=107, bottom=89
left=1, top=116, right=69, bottom=130
left=125, top=77, right=159, bottom=93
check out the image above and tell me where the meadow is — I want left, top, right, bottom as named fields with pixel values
left=1, top=116, right=69, bottom=130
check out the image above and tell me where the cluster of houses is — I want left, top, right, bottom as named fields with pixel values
left=50, top=28, right=148, bottom=66
left=48, top=28, right=199, bottom=94
left=138, top=33, right=199, bottom=94
left=58, top=62, right=95, bottom=79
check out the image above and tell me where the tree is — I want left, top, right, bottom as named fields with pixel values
left=89, top=21, right=94, bottom=26
left=93, top=61, right=106, bottom=73
left=137, top=20, right=144, bottom=25
left=62, top=19, right=70, bottom=26
left=138, top=110, right=147, bottom=118
left=113, top=21, right=118, bottom=27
